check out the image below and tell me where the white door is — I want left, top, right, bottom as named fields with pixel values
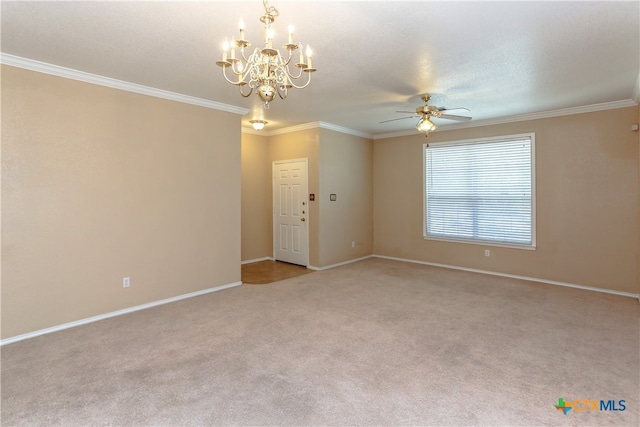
left=273, top=159, right=309, bottom=266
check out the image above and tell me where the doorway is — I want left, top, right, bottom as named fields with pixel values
left=272, top=159, right=309, bottom=266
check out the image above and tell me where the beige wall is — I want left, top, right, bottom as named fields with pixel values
left=318, top=129, right=373, bottom=266
left=3, top=65, right=637, bottom=342
left=241, top=133, right=271, bottom=261
left=1, top=65, right=242, bottom=339
left=374, top=106, right=639, bottom=294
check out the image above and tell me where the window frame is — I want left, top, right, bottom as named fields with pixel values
left=422, top=133, right=536, bottom=250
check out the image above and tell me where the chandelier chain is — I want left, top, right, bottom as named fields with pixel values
left=263, top=0, right=278, bottom=19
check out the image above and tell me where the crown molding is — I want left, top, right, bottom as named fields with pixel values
left=242, top=127, right=266, bottom=136
left=240, top=121, right=318, bottom=136
left=5, top=53, right=634, bottom=137
left=241, top=121, right=372, bottom=139
left=373, top=99, right=639, bottom=140
left=268, top=121, right=321, bottom=136
left=317, top=122, right=373, bottom=139
left=0, top=53, right=249, bottom=115
left=247, top=97, right=637, bottom=140
left=372, top=128, right=418, bottom=140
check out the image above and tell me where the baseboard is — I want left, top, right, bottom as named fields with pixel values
left=0, top=281, right=243, bottom=346
left=308, top=255, right=374, bottom=271
left=373, top=255, right=640, bottom=300
left=241, top=257, right=273, bottom=265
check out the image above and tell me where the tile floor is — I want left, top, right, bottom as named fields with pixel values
left=241, top=260, right=313, bottom=284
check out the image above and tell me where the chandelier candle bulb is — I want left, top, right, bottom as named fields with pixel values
left=237, top=62, right=243, bottom=83
left=239, top=18, right=245, bottom=40
left=267, top=29, right=274, bottom=48
left=222, top=40, right=228, bottom=62
left=306, top=46, right=313, bottom=69
left=288, top=25, right=294, bottom=44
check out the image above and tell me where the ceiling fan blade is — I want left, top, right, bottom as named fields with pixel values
left=395, top=110, right=416, bottom=114
left=438, top=107, right=470, bottom=114
left=438, top=114, right=472, bottom=121
left=380, top=115, right=417, bottom=123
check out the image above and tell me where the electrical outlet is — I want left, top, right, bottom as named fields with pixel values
left=352, top=241, right=356, bottom=248
left=123, top=277, right=130, bottom=288
left=484, top=250, right=491, bottom=257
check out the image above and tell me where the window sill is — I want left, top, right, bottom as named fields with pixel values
left=423, top=235, right=536, bottom=250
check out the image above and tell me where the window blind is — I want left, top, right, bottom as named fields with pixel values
left=424, top=135, right=534, bottom=247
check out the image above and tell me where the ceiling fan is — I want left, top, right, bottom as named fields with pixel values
left=381, top=95, right=472, bottom=137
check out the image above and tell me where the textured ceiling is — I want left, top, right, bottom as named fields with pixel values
left=1, top=1, right=639, bottom=137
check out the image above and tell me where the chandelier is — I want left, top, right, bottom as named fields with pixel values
left=216, top=0, right=316, bottom=108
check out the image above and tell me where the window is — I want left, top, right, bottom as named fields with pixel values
left=424, top=133, right=535, bottom=248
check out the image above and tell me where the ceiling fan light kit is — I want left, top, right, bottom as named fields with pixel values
left=416, top=116, right=437, bottom=133
left=380, top=94, right=472, bottom=137
left=216, top=0, right=316, bottom=109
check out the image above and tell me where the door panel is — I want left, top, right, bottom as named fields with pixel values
left=292, top=226, right=301, bottom=253
left=279, top=224, right=288, bottom=251
left=279, top=184, right=288, bottom=215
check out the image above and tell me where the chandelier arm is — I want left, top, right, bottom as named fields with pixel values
left=239, top=48, right=250, bottom=63
left=230, top=60, right=247, bottom=75
left=223, top=64, right=251, bottom=86
left=280, top=49, right=294, bottom=67
left=285, top=71, right=312, bottom=89
left=221, top=66, right=244, bottom=85
left=239, top=84, right=253, bottom=98
left=276, top=83, right=287, bottom=100
left=285, top=64, right=304, bottom=80
left=243, top=47, right=261, bottom=65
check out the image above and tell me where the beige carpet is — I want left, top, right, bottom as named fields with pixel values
left=2, top=258, right=638, bottom=426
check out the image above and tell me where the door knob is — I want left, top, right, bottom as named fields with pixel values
left=301, top=218, right=306, bottom=222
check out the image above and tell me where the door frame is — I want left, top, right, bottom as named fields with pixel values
left=272, top=158, right=309, bottom=266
